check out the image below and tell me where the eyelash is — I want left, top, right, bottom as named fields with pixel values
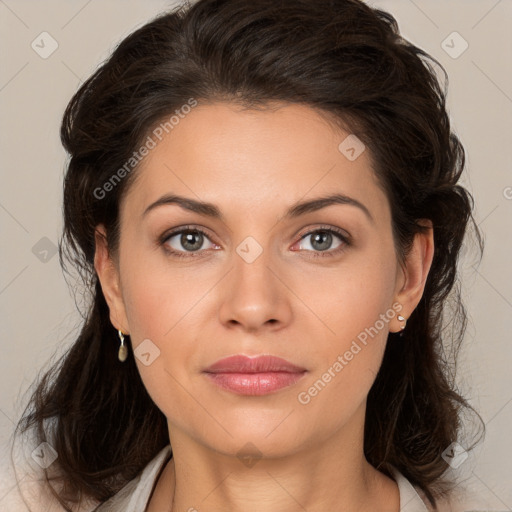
left=159, top=224, right=351, bottom=259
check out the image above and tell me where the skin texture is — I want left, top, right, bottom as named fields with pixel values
left=94, top=101, right=434, bottom=512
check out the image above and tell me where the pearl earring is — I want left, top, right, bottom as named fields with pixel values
left=397, top=315, right=407, bottom=331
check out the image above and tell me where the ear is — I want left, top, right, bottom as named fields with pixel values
left=391, top=219, right=434, bottom=333
left=94, top=224, right=130, bottom=334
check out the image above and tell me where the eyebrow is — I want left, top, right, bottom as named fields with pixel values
left=142, top=192, right=374, bottom=223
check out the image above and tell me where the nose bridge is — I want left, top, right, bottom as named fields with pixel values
left=218, top=231, right=291, bottom=330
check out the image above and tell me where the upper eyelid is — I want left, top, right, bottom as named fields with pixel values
left=297, top=225, right=349, bottom=240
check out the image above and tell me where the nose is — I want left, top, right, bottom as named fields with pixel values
left=218, top=241, right=293, bottom=333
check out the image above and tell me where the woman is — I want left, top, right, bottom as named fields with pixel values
left=11, top=0, right=486, bottom=510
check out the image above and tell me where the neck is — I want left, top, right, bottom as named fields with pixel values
left=147, top=411, right=399, bottom=512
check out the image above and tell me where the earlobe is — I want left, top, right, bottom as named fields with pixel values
left=93, top=224, right=129, bottom=334
left=392, top=219, right=434, bottom=333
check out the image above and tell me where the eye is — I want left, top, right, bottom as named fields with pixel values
left=292, top=226, right=350, bottom=258
left=161, top=226, right=217, bottom=258
left=159, top=224, right=351, bottom=259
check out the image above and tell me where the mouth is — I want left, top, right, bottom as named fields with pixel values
left=203, top=355, right=307, bottom=396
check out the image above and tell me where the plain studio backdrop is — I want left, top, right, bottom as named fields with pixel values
left=0, top=0, right=511, bottom=508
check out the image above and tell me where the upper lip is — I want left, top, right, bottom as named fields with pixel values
left=204, top=355, right=306, bottom=374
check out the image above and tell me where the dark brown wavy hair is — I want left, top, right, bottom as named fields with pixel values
left=14, top=0, right=485, bottom=509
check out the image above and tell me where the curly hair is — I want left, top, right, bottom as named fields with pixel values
left=15, top=0, right=484, bottom=509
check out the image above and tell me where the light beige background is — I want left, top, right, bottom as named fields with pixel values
left=1, top=0, right=511, bottom=508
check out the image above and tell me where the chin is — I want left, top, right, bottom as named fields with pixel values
left=200, top=421, right=314, bottom=460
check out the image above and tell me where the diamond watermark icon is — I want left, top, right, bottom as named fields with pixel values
left=441, top=441, right=468, bottom=468
left=32, top=237, right=58, bottom=263
left=236, top=236, right=263, bottom=264
left=236, top=442, right=263, bottom=468
left=441, top=31, right=468, bottom=59
left=31, top=442, right=58, bottom=469
left=31, top=31, right=59, bottom=59
left=338, top=134, right=366, bottom=161
left=134, top=338, right=161, bottom=366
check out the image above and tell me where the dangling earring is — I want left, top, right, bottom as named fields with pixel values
left=397, top=315, right=407, bottom=335
left=118, top=330, right=128, bottom=362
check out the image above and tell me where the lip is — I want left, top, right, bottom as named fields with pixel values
left=205, top=355, right=306, bottom=373
left=203, top=355, right=307, bottom=396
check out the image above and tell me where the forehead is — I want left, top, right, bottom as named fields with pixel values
left=121, top=101, right=388, bottom=225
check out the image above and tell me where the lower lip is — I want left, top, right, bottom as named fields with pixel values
left=204, top=371, right=306, bottom=395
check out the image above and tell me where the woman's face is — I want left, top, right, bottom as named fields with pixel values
left=96, top=101, right=429, bottom=459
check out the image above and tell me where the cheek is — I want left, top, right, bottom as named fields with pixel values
left=120, top=269, right=198, bottom=425
left=121, top=249, right=198, bottom=339
left=298, top=247, right=397, bottom=349
left=119, top=253, right=205, bottom=407
left=295, top=297, right=392, bottom=429
left=123, top=277, right=172, bottom=338
left=294, top=248, right=397, bottom=412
